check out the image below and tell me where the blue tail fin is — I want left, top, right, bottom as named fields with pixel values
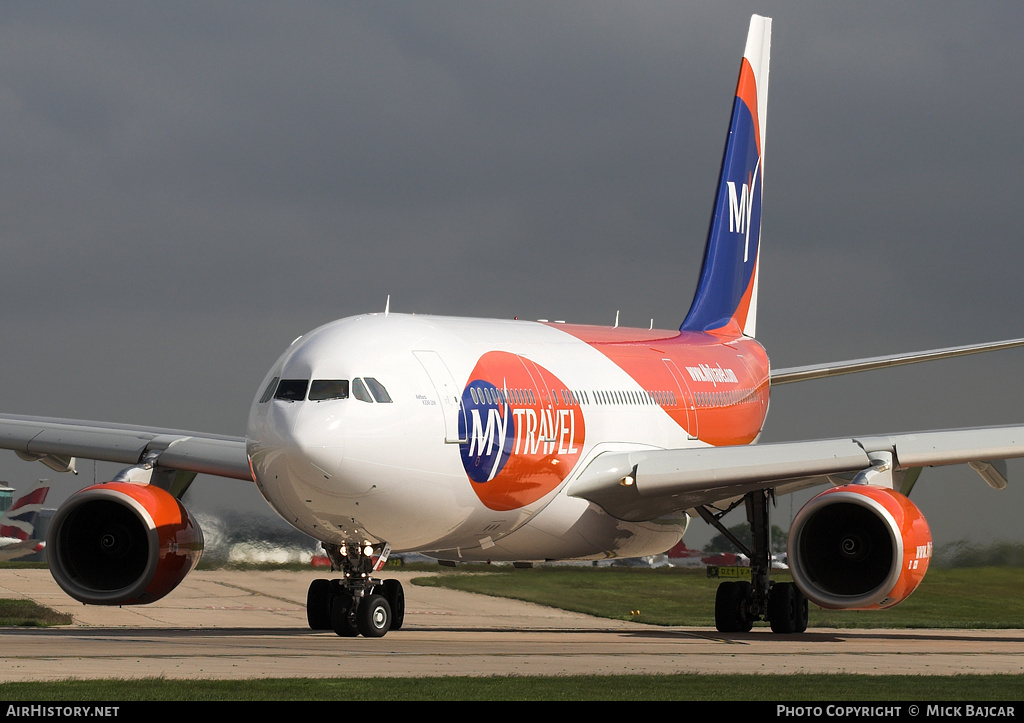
left=681, top=15, right=771, bottom=337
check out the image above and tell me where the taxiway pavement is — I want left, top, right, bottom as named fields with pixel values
left=1, top=568, right=1023, bottom=681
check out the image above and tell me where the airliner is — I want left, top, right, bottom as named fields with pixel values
left=2, top=15, right=1023, bottom=637
left=0, top=481, right=50, bottom=563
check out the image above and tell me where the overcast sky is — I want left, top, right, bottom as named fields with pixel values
left=1, top=1, right=1022, bottom=549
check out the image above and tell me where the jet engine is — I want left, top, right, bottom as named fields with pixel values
left=787, top=484, right=931, bottom=610
left=47, top=482, right=203, bottom=605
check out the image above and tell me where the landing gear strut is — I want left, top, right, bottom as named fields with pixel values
left=698, top=489, right=808, bottom=634
left=305, top=542, right=405, bottom=638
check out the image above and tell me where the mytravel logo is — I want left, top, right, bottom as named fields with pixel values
left=726, top=161, right=760, bottom=263
left=458, top=351, right=586, bottom=511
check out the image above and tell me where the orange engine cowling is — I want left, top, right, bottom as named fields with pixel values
left=46, top=482, right=203, bottom=605
left=788, top=484, right=931, bottom=610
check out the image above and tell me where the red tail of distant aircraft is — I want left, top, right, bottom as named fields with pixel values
left=0, top=481, right=50, bottom=562
left=2, top=15, right=1023, bottom=636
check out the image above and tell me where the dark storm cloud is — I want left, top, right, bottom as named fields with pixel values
left=0, top=2, right=1022, bottom=543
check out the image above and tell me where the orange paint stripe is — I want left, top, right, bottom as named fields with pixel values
left=735, top=58, right=761, bottom=156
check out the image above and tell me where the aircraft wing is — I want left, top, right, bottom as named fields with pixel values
left=0, top=414, right=252, bottom=481
left=568, top=425, right=1024, bottom=522
left=770, top=338, right=1024, bottom=385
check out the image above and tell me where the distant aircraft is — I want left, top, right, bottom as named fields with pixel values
left=2, top=15, right=1024, bottom=637
left=0, top=481, right=50, bottom=562
left=665, top=542, right=749, bottom=569
left=666, top=542, right=708, bottom=568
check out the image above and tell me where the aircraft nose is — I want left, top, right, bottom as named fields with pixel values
left=249, top=401, right=346, bottom=489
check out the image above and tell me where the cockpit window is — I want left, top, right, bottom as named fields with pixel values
left=280, top=376, right=390, bottom=404
left=274, top=379, right=309, bottom=402
left=309, top=379, right=349, bottom=401
left=259, top=377, right=280, bottom=404
left=351, top=378, right=372, bottom=402
left=364, top=377, right=392, bottom=403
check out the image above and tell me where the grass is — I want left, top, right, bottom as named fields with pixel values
left=414, top=565, right=1024, bottom=629
left=0, top=598, right=72, bottom=627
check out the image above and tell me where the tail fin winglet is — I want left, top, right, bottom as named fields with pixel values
left=681, top=14, right=771, bottom=337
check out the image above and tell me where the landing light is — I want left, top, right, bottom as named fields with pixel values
left=619, top=475, right=635, bottom=487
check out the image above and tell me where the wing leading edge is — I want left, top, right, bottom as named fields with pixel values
left=568, top=425, right=1024, bottom=522
left=0, top=414, right=252, bottom=483
left=771, top=338, right=1024, bottom=385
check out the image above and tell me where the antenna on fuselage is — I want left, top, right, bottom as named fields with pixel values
left=385, top=295, right=390, bottom=316
left=614, top=310, right=619, bottom=328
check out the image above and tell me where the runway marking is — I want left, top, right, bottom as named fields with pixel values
left=202, top=602, right=299, bottom=606
left=200, top=579, right=306, bottom=606
left=4, top=571, right=1023, bottom=680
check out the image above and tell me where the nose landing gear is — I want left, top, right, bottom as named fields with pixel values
left=305, top=542, right=405, bottom=638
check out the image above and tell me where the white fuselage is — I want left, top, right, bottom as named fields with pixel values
left=245, top=313, right=770, bottom=562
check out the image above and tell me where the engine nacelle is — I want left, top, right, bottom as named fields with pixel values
left=47, top=482, right=203, bottom=605
left=788, top=484, right=931, bottom=610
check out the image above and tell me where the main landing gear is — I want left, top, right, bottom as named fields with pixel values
left=305, top=542, right=406, bottom=638
left=698, top=489, right=808, bottom=635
